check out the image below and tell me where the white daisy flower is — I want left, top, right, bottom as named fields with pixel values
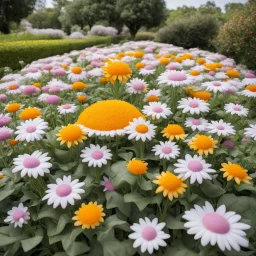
left=38, top=93, right=49, bottom=102
left=42, top=175, right=85, bottom=209
left=201, top=81, right=230, bottom=93
left=57, top=104, right=77, bottom=115
left=224, top=103, right=249, bottom=117
left=242, top=74, right=256, bottom=85
left=4, top=203, right=30, bottom=228
left=214, top=72, right=228, bottom=80
left=206, top=120, right=235, bottom=136
left=12, top=151, right=52, bottom=178
left=25, top=70, right=42, bottom=80
left=142, top=102, right=172, bottom=120
left=124, top=117, right=156, bottom=142
left=144, top=89, right=161, bottom=102
left=240, top=85, right=256, bottom=98
left=139, top=65, right=155, bottom=76
left=244, top=124, right=256, bottom=140
left=152, top=141, right=180, bottom=160
left=67, top=66, right=87, bottom=82
left=183, top=201, right=251, bottom=251
left=15, top=118, right=48, bottom=142
left=129, top=217, right=170, bottom=254
left=6, top=84, right=22, bottom=95
left=185, top=117, right=208, bottom=131
left=80, top=144, right=112, bottom=167
left=178, top=97, right=210, bottom=115
left=157, top=70, right=193, bottom=87
left=174, top=154, right=216, bottom=184
left=126, top=78, right=148, bottom=94
left=87, top=67, right=102, bottom=78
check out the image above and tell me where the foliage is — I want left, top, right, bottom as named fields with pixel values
left=116, top=0, right=167, bottom=39
left=157, top=14, right=220, bottom=50
left=89, top=25, right=118, bottom=36
left=27, top=8, right=61, bottom=29
left=0, top=36, right=124, bottom=70
left=214, top=0, right=256, bottom=69
left=0, top=0, right=36, bottom=34
left=135, top=32, right=155, bottom=41
left=0, top=33, right=63, bottom=42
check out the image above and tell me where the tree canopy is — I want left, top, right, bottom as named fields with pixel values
left=116, top=0, right=166, bottom=39
left=0, top=0, right=36, bottom=33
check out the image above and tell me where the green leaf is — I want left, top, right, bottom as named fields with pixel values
left=166, top=215, right=185, bottom=230
left=163, top=242, right=199, bottom=256
left=37, top=207, right=59, bottom=220
left=49, top=214, right=71, bottom=236
left=106, top=191, right=131, bottom=217
left=137, top=176, right=152, bottom=191
left=21, top=229, right=44, bottom=252
left=124, top=193, right=152, bottom=211
left=118, top=152, right=133, bottom=161
left=200, top=180, right=225, bottom=198
left=101, top=239, right=126, bottom=256
left=54, top=161, right=77, bottom=172
left=0, top=234, right=28, bottom=246
left=46, top=127, right=61, bottom=147
left=235, top=183, right=256, bottom=194
left=110, top=161, right=137, bottom=187
left=0, top=189, right=15, bottom=201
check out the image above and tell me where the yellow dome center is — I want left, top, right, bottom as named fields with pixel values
left=190, top=70, right=200, bottom=76
left=194, top=135, right=214, bottom=149
left=164, top=124, right=184, bottom=135
left=19, top=108, right=41, bottom=120
left=59, top=125, right=82, bottom=142
left=8, top=84, right=19, bottom=90
left=105, top=61, right=131, bottom=76
left=246, top=85, right=256, bottom=92
left=6, top=103, right=21, bottom=112
left=77, top=100, right=143, bottom=131
left=71, top=67, right=83, bottom=74
left=147, top=95, right=159, bottom=102
left=78, top=204, right=101, bottom=225
left=225, top=163, right=247, bottom=179
left=127, top=159, right=148, bottom=175
left=136, top=124, right=149, bottom=134
left=161, top=172, right=182, bottom=191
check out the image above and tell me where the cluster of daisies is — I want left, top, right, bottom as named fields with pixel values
left=0, top=41, right=255, bottom=255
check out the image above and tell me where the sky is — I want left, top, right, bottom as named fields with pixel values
left=46, top=0, right=247, bottom=10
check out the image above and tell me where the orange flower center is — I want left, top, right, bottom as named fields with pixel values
left=6, top=103, right=21, bottom=112
left=106, top=61, right=131, bottom=76
left=8, top=84, right=19, bottom=90
left=161, top=172, right=182, bottom=191
left=165, top=125, right=184, bottom=135
left=225, top=164, right=247, bottom=179
left=190, top=70, right=200, bottom=76
left=135, top=124, right=149, bottom=134
left=246, top=85, right=256, bottom=92
left=127, top=159, right=148, bottom=175
left=78, top=205, right=101, bottom=225
left=147, top=95, right=159, bottom=102
left=194, top=135, right=214, bottom=149
left=72, top=67, right=83, bottom=74
left=60, top=125, right=82, bottom=142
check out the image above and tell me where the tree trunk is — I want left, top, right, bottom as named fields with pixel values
left=0, top=21, right=10, bottom=34
left=130, top=29, right=137, bottom=41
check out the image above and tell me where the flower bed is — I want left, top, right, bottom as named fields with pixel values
left=0, top=41, right=255, bottom=256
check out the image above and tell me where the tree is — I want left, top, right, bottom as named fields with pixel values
left=224, top=3, right=244, bottom=20
left=116, top=0, right=166, bottom=40
left=27, top=8, right=61, bottom=29
left=167, top=6, right=197, bottom=24
left=0, top=0, right=36, bottom=33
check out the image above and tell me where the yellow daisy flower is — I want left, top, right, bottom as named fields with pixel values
left=102, top=60, right=132, bottom=84
left=162, top=124, right=187, bottom=141
left=5, top=103, right=21, bottom=113
left=56, top=124, right=87, bottom=148
left=153, top=171, right=187, bottom=201
left=188, top=135, right=218, bottom=156
left=220, top=162, right=252, bottom=184
left=72, top=81, right=88, bottom=90
left=127, top=159, right=148, bottom=175
left=72, top=201, right=105, bottom=229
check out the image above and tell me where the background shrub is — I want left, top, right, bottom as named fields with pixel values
left=88, top=25, right=118, bottom=36
left=135, top=32, right=155, bottom=41
left=214, top=0, right=256, bottom=69
left=156, top=14, right=220, bottom=50
left=0, top=36, right=124, bottom=70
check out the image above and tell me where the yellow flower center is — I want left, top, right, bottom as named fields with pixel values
left=190, top=70, right=200, bottom=76
left=19, top=108, right=41, bottom=120
left=194, top=135, right=214, bottom=149
left=77, top=95, right=86, bottom=102
left=161, top=172, right=182, bottom=191
left=72, top=82, right=88, bottom=90
left=77, top=100, right=143, bottom=131
left=105, top=61, right=131, bottom=76
left=225, top=163, right=247, bottom=179
left=160, top=58, right=170, bottom=65
left=78, top=204, right=101, bottom=225
left=226, top=70, right=240, bottom=77
left=127, top=159, right=148, bottom=175
left=8, top=139, right=19, bottom=146
left=136, top=62, right=145, bottom=69
left=135, top=124, right=149, bottom=134
left=164, top=124, right=184, bottom=135
left=191, top=91, right=212, bottom=101
left=147, top=95, right=159, bottom=102
left=33, top=83, right=41, bottom=88
left=6, top=103, right=21, bottom=113
left=246, top=85, right=256, bottom=92
left=71, top=67, right=83, bottom=74
left=59, top=125, right=82, bottom=142
left=134, top=51, right=144, bottom=58
left=196, top=58, right=206, bottom=64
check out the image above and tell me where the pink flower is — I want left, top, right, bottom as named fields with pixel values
left=44, top=95, right=60, bottom=105
left=100, top=176, right=115, bottom=192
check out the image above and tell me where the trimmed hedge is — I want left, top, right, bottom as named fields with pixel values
left=0, top=36, right=125, bottom=70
